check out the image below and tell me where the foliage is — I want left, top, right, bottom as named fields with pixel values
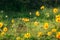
left=0, top=0, right=60, bottom=11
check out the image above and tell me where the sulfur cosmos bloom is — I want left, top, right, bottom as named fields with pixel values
left=3, top=27, right=8, bottom=32
left=36, top=11, right=40, bottom=16
left=47, top=32, right=52, bottom=36
left=40, top=6, right=45, bottom=10
left=22, top=18, right=29, bottom=22
left=53, top=8, right=58, bottom=14
left=34, top=21, right=39, bottom=26
left=37, top=32, right=43, bottom=37
left=0, top=31, right=5, bottom=36
left=24, top=33, right=31, bottom=38
left=56, top=15, right=60, bottom=22
left=0, top=22, right=3, bottom=28
left=51, top=28, right=57, bottom=32
left=56, top=18, right=60, bottom=22
left=43, top=23, right=49, bottom=29
left=56, top=15, right=60, bottom=18
left=56, top=32, right=60, bottom=39
left=11, top=19, right=15, bottom=23
left=16, top=37, right=22, bottom=40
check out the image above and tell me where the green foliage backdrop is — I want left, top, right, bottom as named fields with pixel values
left=0, top=0, right=60, bottom=11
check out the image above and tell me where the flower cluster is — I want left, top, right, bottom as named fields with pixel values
left=0, top=5, right=60, bottom=40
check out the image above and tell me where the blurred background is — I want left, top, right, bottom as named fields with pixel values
left=0, top=0, right=60, bottom=12
left=0, top=0, right=60, bottom=18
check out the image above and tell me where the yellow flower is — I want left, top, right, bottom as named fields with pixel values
left=47, top=32, right=52, bottom=36
left=3, top=27, right=8, bottom=32
left=43, top=23, right=49, bottom=29
left=0, top=22, right=3, bottom=28
left=56, top=18, right=60, bottom=22
left=51, top=28, right=57, bottom=32
left=16, top=37, right=21, bottom=40
left=56, top=32, right=60, bottom=39
left=34, top=21, right=39, bottom=26
left=56, top=15, right=60, bottom=18
left=24, top=33, right=31, bottom=38
left=37, top=32, right=43, bottom=37
left=53, top=8, right=58, bottom=14
left=40, top=6, right=45, bottom=10
left=11, top=19, right=15, bottom=23
left=36, top=11, right=40, bottom=16
left=1, top=32, right=5, bottom=36
left=22, top=18, right=29, bottom=22
left=56, top=15, right=60, bottom=22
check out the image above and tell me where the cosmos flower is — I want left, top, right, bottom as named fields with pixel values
left=3, top=27, right=8, bottom=32
left=1, top=32, right=5, bottom=36
left=56, top=15, right=60, bottom=18
left=40, top=6, right=45, bottom=10
left=34, top=21, right=39, bottom=26
left=36, top=11, right=40, bottom=16
left=16, top=37, right=22, bottom=40
left=56, top=15, right=60, bottom=22
left=56, top=18, right=60, bottom=22
left=11, top=19, right=15, bottom=23
left=0, top=22, right=3, bottom=28
left=22, top=18, right=29, bottom=22
left=24, top=33, right=31, bottom=38
left=47, top=32, right=52, bottom=36
left=53, top=8, right=58, bottom=14
left=37, top=32, right=43, bottom=37
left=51, top=28, right=57, bottom=32
left=56, top=32, right=60, bottom=39
left=43, top=23, right=49, bottom=29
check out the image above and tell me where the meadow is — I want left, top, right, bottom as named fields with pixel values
left=0, top=6, right=60, bottom=40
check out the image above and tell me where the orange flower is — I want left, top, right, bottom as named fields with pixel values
left=56, top=32, right=60, bottom=39
left=36, top=11, right=40, bottom=16
left=56, top=18, right=60, bottom=22
left=43, top=23, right=49, bottom=29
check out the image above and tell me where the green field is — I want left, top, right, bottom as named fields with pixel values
left=0, top=6, right=60, bottom=40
